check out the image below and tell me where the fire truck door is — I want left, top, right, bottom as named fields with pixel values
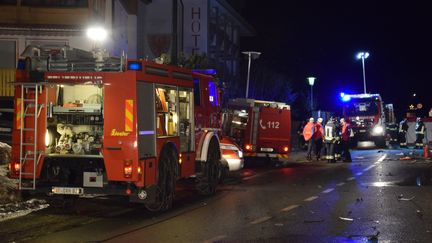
left=137, top=82, right=156, bottom=158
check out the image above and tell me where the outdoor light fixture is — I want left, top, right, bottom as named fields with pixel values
left=356, top=51, right=370, bottom=94
left=86, top=26, right=108, bottom=42
left=307, top=77, right=316, bottom=111
left=242, top=51, right=261, bottom=99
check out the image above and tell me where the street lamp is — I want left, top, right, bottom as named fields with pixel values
left=86, top=26, right=108, bottom=50
left=356, top=51, right=370, bottom=94
left=307, top=77, right=316, bottom=111
left=242, top=51, right=261, bottom=99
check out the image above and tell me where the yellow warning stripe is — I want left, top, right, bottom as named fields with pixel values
left=16, top=98, right=21, bottom=130
left=125, top=99, right=133, bottom=132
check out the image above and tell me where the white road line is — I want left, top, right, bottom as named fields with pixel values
left=281, top=204, right=299, bottom=212
left=204, top=235, right=227, bottom=243
left=347, top=176, right=355, bottom=181
left=336, top=182, right=346, bottom=186
left=378, top=154, right=387, bottom=162
left=356, top=172, right=363, bottom=176
left=363, top=164, right=376, bottom=172
left=322, top=188, right=335, bottom=194
left=250, top=216, right=272, bottom=225
left=304, top=196, right=319, bottom=202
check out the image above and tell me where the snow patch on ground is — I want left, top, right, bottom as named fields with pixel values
left=0, top=199, right=49, bottom=222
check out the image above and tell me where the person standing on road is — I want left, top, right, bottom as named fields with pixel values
left=303, top=117, right=315, bottom=161
left=324, top=117, right=337, bottom=163
left=415, top=117, right=426, bottom=148
left=340, top=118, right=352, bottom=162
left=314, top=118, right=324, bottom=160
left=297, top=120, right=307, bottom=150
left=398, top=118, right=409, bottom=148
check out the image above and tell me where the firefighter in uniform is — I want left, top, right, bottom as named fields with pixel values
left=314, top=118, right=324, bottom=160
left=415, top=117, right=426, bottom=148
left=398, top=118, right=408, bottom=148
left=333, top=117, right=342, bottom=161
left=340, top=118, right=352, bottom=162
left=324, top=117, right=337, bottom=163
left=303, top=117, right=315, bottom=160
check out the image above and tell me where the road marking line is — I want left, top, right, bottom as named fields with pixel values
left=322, top=188, right=335, bottom=194
left=250, top=216, right=272, bottom=225
left=363, top=164, right=376, bottom=172
left=304, top=196, right=319, bottom=202
left=356, top=172, right=363, bottom=176
left=336, top=182, right=345, bottom=186
left=243, top=175, right=259, bottom=181
left=281, top=204, right=299, bottom=212
left=347, top=177, right=355, bottom=181
left=204, top=235, right=227, bottom=243
left=378, top=154, right=387, bottom=162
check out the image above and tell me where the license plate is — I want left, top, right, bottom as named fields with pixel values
left=52, top=187, right=84, bottom=195
left=359, top=129, right=366, bottom=133
left=0, top=127, right=11, bottom=132
left=260, top=148, right=274, bottom=152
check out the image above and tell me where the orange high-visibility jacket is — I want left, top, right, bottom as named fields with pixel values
left=303, top=122, right=315, bottom=141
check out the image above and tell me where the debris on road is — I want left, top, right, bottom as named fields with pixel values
left=400, top=156, right=412, bottom=160
left=355, top=156, right=365, bottom=159
left=416, top=210, right=423, bottom=218
left=339, top=216, right=354, bottom=221
left=274, top=223, right=284, bottom=227
left=356, top=197, right=363, bottom=203
left=398, top=196, right=415, bottom=201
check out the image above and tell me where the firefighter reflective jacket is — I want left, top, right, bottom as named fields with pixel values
left=324, top=121, right=337, bottom=142
left=399, top=120, right=408, bottom=133
left=303, top=122, right=315, bottom=141
left=416, top=121, right=425, bottom=135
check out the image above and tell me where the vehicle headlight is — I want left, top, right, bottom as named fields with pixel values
left=372, top=125, right=384, bottom=135
left=237, top=150, right=243, bottom=158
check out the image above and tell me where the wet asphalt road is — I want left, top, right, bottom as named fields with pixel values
left=1, top=148, right=432, bottom=243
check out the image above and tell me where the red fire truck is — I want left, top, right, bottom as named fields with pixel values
left=340, top=93, right=388, bottom=147
left=223, top=98, right=291, bottom=161
left=10, top=45, right=224, bottom=211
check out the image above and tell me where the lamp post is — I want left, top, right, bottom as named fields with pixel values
left=307, top=77, right=316, bottom=112
left=242, top=51, right=261, bottom=99
left=356, top=51, right=369, bottom=94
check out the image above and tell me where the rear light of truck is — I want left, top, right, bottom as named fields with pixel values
left=283, top=146, right=289, bottom=153
left=124, top=160, right=133, bottom=178
left=245, top=144, right=253, bottom=151
left=12, top=163, right=21, bottom=174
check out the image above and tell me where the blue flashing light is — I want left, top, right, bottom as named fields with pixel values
left=342, top=95, right=351, bottom=102
left=192, top=69, right=217, bottom=75
left=128, top=62, right=142, bottom=71
left=340, top=92, right=345, bottom=98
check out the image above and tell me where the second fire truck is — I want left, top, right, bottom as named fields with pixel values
left=222, top=98, right=291, bottom=162
left=341, top=93, right=391, bottom=147
left=10, top=45, right=225, bottom=211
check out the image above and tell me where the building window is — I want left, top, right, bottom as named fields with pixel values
left=21, top=0, right=88, bottom=8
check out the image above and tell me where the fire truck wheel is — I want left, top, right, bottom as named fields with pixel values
left=145, top=145, right=178, bottom=212
left=196, top=136, right=221, bottom=195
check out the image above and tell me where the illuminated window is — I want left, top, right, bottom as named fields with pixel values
left=208, top=81, right=218, bottom=107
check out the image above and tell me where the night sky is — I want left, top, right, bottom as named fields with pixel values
left=232, top=1, right=432, bottom=118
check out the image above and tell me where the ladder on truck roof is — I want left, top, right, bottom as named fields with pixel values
left=18, top=83, right=44, bottom=190
left=21, top=45, right=124, bottom=72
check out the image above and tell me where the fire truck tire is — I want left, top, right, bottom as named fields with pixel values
left=145, top=145, right=178, bottom=212
left=196, top=136, right=221, bottom=195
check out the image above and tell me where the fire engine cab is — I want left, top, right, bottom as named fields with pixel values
left=223, top=98, right=291, bottom=161
left=10, top=45, right=223, bottom=211
left=341, top=93, right=387, bottom=147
